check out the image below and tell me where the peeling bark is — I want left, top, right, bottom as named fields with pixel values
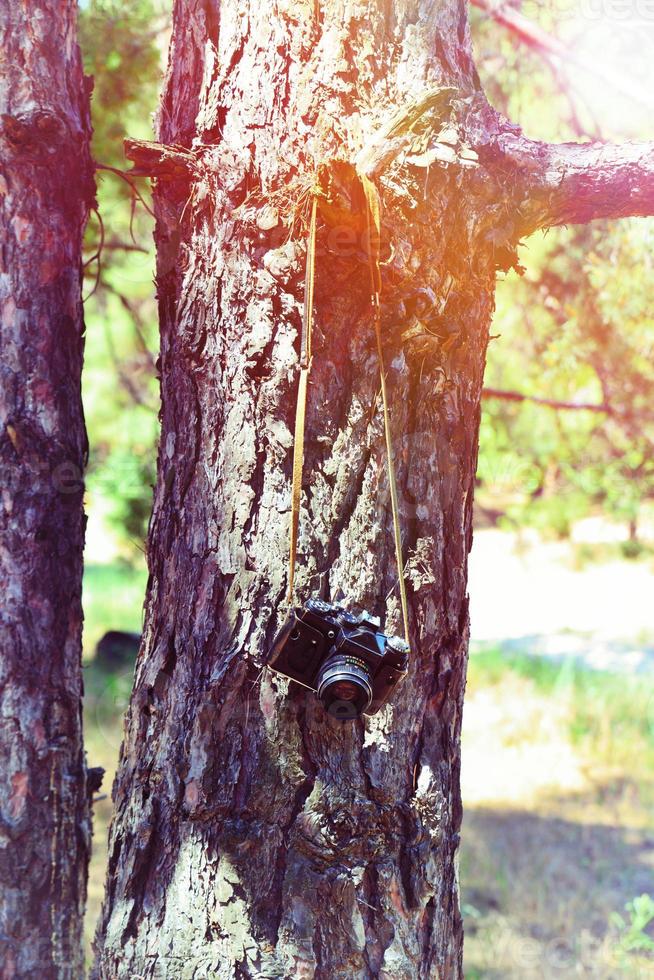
left=93, top=1, right=654, bottom=978
left=0, top=2, right=94, bottom=976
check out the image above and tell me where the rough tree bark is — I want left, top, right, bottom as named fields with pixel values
left=0, top=2, right=94, bottom=976
left=94, top=2, right=654, bottom=977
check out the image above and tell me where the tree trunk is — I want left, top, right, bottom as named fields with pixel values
left=93, top=2, right=654, bottom=977
left=0, top=2, right=93, bottom=976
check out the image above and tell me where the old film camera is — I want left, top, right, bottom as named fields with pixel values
left=267, top=597, right=409, bottom=720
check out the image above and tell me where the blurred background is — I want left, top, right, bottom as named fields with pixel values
left=78, top=1, right=654, bottom=974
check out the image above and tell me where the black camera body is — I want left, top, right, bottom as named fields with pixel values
left=267, top=597, right=409, bottom=720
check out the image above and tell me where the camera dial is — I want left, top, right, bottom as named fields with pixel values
left=316, top=655, right=373, bottom=720
left=386, top=635, right=410, bottom=655
left=306, top=598, right=333, bottom=615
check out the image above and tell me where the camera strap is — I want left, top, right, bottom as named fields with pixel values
left=287, top=177, right=409, bottom=646
left=287, top=195, right=317, bottom=608
left=360, top=174, right=410, bottom=645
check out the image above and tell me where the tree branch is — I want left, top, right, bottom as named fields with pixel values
left=473, top=2, right=654, bottom=232
left=123, top=138, right=199, bottom=180
left=95, top=162, right=156, bottom=217
left=506, top=137, right=654, bottom=231
left=100, top=279, right=158, bottom=373
left=482, top=386, right=612, bottom=413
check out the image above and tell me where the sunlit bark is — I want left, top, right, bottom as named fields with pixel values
left=516, top=138, right=654, bottom=230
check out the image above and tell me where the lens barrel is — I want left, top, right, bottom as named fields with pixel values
left=316, top=656, right=373, bottom=720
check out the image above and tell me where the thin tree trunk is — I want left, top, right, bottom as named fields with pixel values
left=94, top=2, right=654, bottom=976
left=0, top=2, right=94, bottom=976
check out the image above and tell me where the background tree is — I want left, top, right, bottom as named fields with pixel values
left=93, top=1, right=654, bottom=976
left=0, top=1, right=94, bottom=974
left=471, top=3, right=654, bottom=546
left=479, top=221, right=654, bottom=545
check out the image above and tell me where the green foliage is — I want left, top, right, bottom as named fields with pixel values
left=82, top=562, right=148, bottom=657
left=468, top=647, right=654, bottom=774
left=479, top=219, right=654, bottom=542
left=78, top=0, right=164, bottom=557
left=611, top=894, right=654, bottom=956
left=83, top=279, right=159, bottom=553
left=79, top=0, right=164, bottom=168
left=472, top=7, right=654, bottom=544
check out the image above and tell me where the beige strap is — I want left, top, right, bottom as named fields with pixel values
left=359, top=172, right=410, bottom=645
left=287, top=196, right=317, bottom=603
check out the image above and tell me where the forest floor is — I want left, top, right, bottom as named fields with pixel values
left=82, top=525, right=654, bottom=974
left=461, top=648, right=654, bottom=978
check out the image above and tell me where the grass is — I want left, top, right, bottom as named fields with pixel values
left=467, top=646, right=654, bottom=780
left=462, top=646, right=654, bottom=977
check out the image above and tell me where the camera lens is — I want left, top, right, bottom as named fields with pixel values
left=332, top=681, right=359, bottom=701
left=316, top=656, right=373, bottom=720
